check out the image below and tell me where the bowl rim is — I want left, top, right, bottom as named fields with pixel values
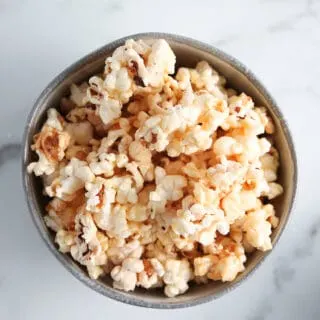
left=21, top=32, right=298, bottom=309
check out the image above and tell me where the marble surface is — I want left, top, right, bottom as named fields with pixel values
left=0, top=0, right=319, bottom=319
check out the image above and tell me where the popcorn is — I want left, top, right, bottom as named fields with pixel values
left=255, top=107, right=275, bottom=134
left=45, top=158, right=94, bottom=200
left=206, top=238, right=246, bottom=282
left=99, top=99, right=122, bottom=125
left=143, top=39, right=176, bottom=87
left=127, top=203, right=149, bottom=222
left=209, top=254, right=245, bottom=282
left=28, top=38, right=283, bottom=298
left=242, top=209, right=273, bottom=251
left=128, top=140, right=154, bottom=179
left=149, top=167, right=187, bottom=215
left=207, top=159, right=246, bottom=192
left=70, top=83, right=88, bottom=107
left=228, top=93, right=254, bottom=118
left=194, top=255, right=215, bottom=276
left=129, top=140, right=152, bottom=163
left=88, top=152, right=117, bottom=176
left=138, top=258, right=164, bottom=289
left=111, top=265, right=137, bottom=291
left=46, top=108, right=65, bottom=131
left=106, top=204, right=131, bottom=238
left=66, top=121, right=93, bottom=145
left=55, top=229, right=76, bottom=253
left=65, top=145, right=91, bottom=161
left=125, top=162, right=144, bottom=190
left=244, top=166, right=269, bottom=197
left=27, top=109, right=70, bottom=176
left=260, top=149, right=279, bottom=182
left=70, top=212, right=108, bottom=277
left=163, top=259, right=193, bottom=297
left=213, top=136, right=243, bottom=156
left=188, top=61, right=227, bottom=100
left=233, top=135, right=271, bottom=163
left=108, top=239, right=143, bottom=265
left=263, top=182, right=283, bottom=200
left=221, top=187, right=245, bottom=224
left=182, top=162, right=206, bottom=179
left=120, top=257, right=143, bottom=273
left=45, top=192, right=85, bottom=231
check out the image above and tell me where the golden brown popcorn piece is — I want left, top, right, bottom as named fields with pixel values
left=45, top=191, right=85, bottom=231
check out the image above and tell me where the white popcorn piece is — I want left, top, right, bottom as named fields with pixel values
left=207, top=159, right=246, bottom=192
left=150, top=258, right=165, bottom=277
left=46, top=158, right=94, bottom=200
left=213, top=136, right=243, bottom=157
left=260, top=150, right=280, bottom=182
left=99, top=98, right=122, bottom=125
left=231, top=134, right=271, bottom=164
left=138, top=258, right=164, bottom=289
left=194, top=255, right=215, bottom=276
left=255, top=107, right=275, bottom=134
left=128, top=140, right=154, bottom=179
left=27, top=151, right=58, bottom=176
left=150, top=167, right=187, bottom=202
left=129, top=140, right=152, bottom=163
left=143, top=39, right=176, bottom=87
left=55, top=229, right=76, bottom=253
left=122, top=257, right=144, bottom=273
left=111, top=265, right=137, bottom=292
left=127, top=203, right=149, bottom=222
left=193, top=182, right=219, bottom=207
left=66, top=121, right=93, bottom=146
left=106, top=204, right=131, bottom=238
left=228, top=93, right=254, bottom=117
left=108, top=239, right=143, bottom=265
left=138, top=272, right=160, bottom=289
left=211, top=255, right=245, bottom=282
left=163, top=259, right=193, bottom=297
left=44, top=194, right=84, bottom=231
left=263, top=204, right=279, bottom=228
left=70, top=212, right=108, bottom=276
left=196, top=216, right=230, bottom=245
left=88, top=152, right=117, bottom=176
left=87, top=265, right=105, bottom=280
left=189, top=61, right=227, bottom=100
left=244, top=166, right=270, bottom=197
left=85, top=178, right=133, bottom=237
left=239, top=190, right=258, bottom=211
left=207, top=239, right=246, bottom=281
left=221, top=187, right=245, bottom=224
left=242, top=209, right=273, bottom=251
left=125, top=162, right=144, bottom=191
left=182, top=162, right=206, bottom=179
left=70, top=83, right=89, bottom=107
left=263, top=182, right=283, bottom=200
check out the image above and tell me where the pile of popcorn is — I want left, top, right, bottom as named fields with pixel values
left=28, top=39, right=283, bottom=297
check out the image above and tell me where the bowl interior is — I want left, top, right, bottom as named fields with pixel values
left=23, top=33, right=297, bottom=308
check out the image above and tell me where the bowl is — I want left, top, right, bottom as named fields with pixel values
left=22, top=32, right=297, bottom=308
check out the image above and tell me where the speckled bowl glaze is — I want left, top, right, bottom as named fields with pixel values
left=22, top=33, right=297, bottom=308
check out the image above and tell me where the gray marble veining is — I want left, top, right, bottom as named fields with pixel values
left=0, top=143, right=21, bottom=168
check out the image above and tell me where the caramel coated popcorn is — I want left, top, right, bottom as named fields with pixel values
left=28, top=39, right=283, bottom=297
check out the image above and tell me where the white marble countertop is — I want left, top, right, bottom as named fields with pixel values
left=1, top=0, right=319, bottom=319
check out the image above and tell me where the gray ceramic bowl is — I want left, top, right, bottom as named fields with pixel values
left=22, top=32, right=297, bottom=308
